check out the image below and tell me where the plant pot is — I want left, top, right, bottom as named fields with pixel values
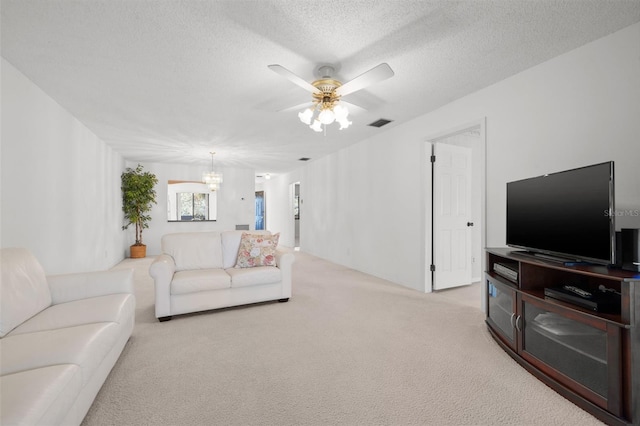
left=130, top=244, right=146, bottom=259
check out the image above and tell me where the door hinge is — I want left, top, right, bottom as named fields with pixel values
left=430, top=155, right=436, bottom=163
left=430, top=264, right=436, bottom=272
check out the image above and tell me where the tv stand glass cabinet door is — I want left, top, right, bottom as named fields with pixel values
left=520, top=294, right=623, bottom=417
left=486, top=276, right=518, bottom=351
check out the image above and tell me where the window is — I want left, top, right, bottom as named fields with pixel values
left=167, top=181, right=217, bottom=221
left=178, top=192, right=209, bottom=221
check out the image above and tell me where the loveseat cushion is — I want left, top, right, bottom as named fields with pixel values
left=226, top=266, right=282, bottom=288
left=221, top=230, right=271, bottom=269
left=0, top=248, right=52, bottom=338
left=161, top=232, right=223, bottom=271
left=0, top=364, right=82, bottom=426
left=171, top=269, right=231, bottom=295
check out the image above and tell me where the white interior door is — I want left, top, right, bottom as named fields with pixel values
left=432, top=143, right=472, bottom=290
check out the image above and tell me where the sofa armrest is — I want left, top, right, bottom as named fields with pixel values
left=149, top=254, right=176, bottom=318
left=47, top=269, right=134, bottom=305
left=275, top=249, right=295, bottom=299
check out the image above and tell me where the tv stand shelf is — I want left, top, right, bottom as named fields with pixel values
left=486, top=248, right=640, bottom=426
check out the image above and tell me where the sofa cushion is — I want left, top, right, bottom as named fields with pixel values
left=171, top=269, right=231, bottom=295
left=9, top=294, right=135, bottom=336
left=161, top=232, right=223, bottom=271
left=226, top=266, right=282, bottom=288
left=0, top=322, right=120, bottom=387
left=235, top=233, right=280, bottom=268
left=221, top=230, right=271, bottom=269
left=0, top=364, right=82, bottom=426
left=0, top=248, right=52, bottom=338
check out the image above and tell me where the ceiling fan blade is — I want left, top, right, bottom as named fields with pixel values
left=340, top=100, right=367, bottom=114
left=335, top=63, right=394, bottom=97
left=278, top=101, right=315, bottom=113
left=268, top=64, right=321, bottom=94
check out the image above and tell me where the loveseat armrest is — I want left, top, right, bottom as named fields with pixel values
left=149, top=254, right=176, bottom=318
left=275, top=249, right=295, bottom=299
left=276, top=249, right=295, bottom=270
left=47, top=269, right=134, bottom=305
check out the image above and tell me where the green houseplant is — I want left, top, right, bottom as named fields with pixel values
left=121, top=164, right=158, bottom=258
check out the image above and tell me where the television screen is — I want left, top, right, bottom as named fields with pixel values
left=506, top=162, right=615, bottom=265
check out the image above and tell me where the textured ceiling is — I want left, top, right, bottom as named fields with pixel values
left=2, top=0, right=639, bottom=177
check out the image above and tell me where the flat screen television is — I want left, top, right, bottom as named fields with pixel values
left=506, top=161, right=615, bottom=265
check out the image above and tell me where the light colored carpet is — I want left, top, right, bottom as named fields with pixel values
left=82, top=251, right=603, bottom=426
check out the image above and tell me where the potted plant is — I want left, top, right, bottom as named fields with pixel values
left=121, top=164, right=158, bottom=258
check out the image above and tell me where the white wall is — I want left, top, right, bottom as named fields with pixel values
left=267, top=22, right=640, bottom=292
left=127, top=161, right=256, bottom=256
left=1, top=59, right=126, bottom=274
left=262, top=171, right=299, bottom=248
left=266, top=124, right=474, bottom=292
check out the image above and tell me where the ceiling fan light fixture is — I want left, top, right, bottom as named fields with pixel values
left=318, top=108, right=335, bottom=125
left=298, top=108, right=314, bottom=125
left=338, top=118, right=352, bottom=130
left=270, top=62, right=394, bottom=133
left=310, top=119, right=323, bottom=132
left=333, top=104, right=348, bottom=120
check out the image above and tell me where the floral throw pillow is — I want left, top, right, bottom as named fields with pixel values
left=235, top=232, right=280, bottom=268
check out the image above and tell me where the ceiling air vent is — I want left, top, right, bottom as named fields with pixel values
left=368, top=118, right=393, bottom=128
left=298, top=157, right=311, bottom=161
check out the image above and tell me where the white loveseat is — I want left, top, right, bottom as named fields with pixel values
left=149, top=230, right=295, bottom=321
left=0, top=247, right=136, bottom=426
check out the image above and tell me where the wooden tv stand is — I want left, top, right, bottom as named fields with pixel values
left=485, top=248, right=639, bottom=425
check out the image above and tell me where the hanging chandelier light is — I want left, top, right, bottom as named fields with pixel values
left=297, top=71, right=352, bottom=132
left=202, top=151, right=223, bottom=191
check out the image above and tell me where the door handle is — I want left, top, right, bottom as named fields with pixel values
left=515, top=315, right=522, bottom=332
left=467, top=222, right=474, bottom=227
left=510, top=313, right=516, bottom=328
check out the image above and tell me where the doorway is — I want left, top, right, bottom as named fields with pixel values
left=426, top=120, right=485, bottom=295
left=255, top=191, right=265, bottom=230
left=293, top=182, right=300, bottom=250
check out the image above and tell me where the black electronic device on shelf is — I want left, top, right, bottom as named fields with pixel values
left=493, top=261, right=518, bottom=283
left=544, top=285, right=621, bottom=314
left=617, top=228, right=640, bottom=272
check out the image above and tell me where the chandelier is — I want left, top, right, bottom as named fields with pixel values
left=202, top=152, right=223, bottom=191
left=297, top=75, right=352, bottom=132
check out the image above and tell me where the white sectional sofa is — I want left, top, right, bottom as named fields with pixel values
left=149, top=230, right=295, bottom=321
left=0, top=248, right=135, bottom=426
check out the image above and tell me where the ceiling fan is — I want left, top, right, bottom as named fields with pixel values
left=268, top=63, right=394, bottom=132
